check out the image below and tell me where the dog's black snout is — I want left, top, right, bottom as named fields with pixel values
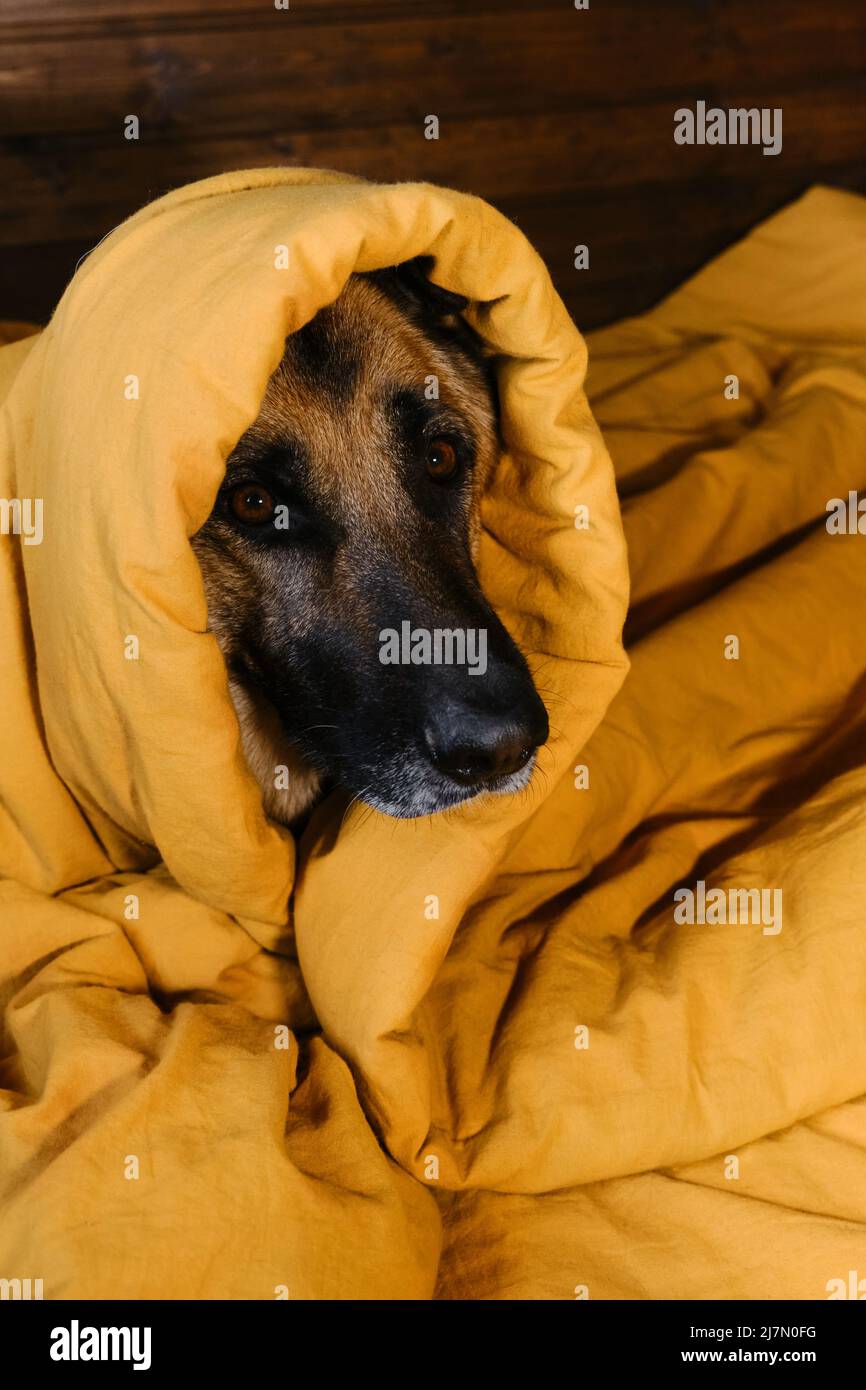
left=423, top=688, right=549, bottom=788
left=426, top=721, right=531, bottom=784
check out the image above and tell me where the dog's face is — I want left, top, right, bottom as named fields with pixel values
left=192, top=260, right=548, bottom=822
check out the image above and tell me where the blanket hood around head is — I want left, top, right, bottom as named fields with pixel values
left=0, top=168, right=628, bottom=1297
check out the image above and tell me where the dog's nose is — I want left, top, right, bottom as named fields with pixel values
left=422, top=692, right=548, bottom=787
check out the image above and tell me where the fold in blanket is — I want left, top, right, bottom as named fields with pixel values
left=0, top=174, right=863, bottom=1299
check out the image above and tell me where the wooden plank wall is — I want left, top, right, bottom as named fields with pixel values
left=1, top=0, right=864, bottom=328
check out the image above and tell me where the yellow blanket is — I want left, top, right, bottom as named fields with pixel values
left=1, top=172, right=863, bottom=1300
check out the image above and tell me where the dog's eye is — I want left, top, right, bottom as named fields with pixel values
left=426, top=437, right=459, bottom=483
left=229, top=482, right=276, bottom=526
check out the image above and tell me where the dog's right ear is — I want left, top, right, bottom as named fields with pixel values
left=390, top=255, right=470, bottom=318
left=366, top=255, right=470, bottom=321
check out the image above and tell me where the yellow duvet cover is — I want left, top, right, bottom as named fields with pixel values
left=0, top=172, right=863, bottom=1300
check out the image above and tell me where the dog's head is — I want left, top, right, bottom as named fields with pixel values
left=192, top=258, right=548, bottom=821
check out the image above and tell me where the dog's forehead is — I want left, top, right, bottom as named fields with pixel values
left=249, top=276, right=494, bottom=513
left=270, top=278, right=472, bottom=414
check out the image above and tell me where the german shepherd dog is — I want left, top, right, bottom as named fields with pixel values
left=192, top=258, right=548, bottom=826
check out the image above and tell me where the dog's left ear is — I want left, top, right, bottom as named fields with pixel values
left=385, top=255, right=470, bottom=318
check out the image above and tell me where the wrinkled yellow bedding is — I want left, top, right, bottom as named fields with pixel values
left=0, top=173, right=863, bottom=1300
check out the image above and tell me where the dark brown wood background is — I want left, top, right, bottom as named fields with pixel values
left=1, top=0, right=864, bottom=329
